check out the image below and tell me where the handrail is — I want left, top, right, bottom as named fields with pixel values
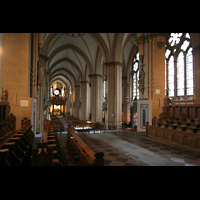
left=67, top=125, right=95, bottom=161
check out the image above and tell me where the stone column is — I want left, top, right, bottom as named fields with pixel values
left=122, top=76, right=128, bottom=124
left=193, top=45, right=200, bottom=104
left=137, top=34, right=165, bottom=119
left=71, top=87, right=75, bottom=116
left=88, top=74, right=103, bottom=123
left=66, top=93, right=70, bottom=115
left=74, top=85, right=80, bottom=119
left=104, top=62, right=123, bottom=129
left=36, top=82, right=44, bottom=133
left=80, top=81, right=90, bottom=120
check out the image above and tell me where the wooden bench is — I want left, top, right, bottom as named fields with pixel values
left=50, top=115, right=64, bottom=131
left=0, top=117, right=35, bottom=166
left=31, top=120, right=64, bottom=166
left=146, top=122, right=200, bottom=153
left=65, top=115, right=105, bottom=133
left=67, top=125, right=104, bottom=166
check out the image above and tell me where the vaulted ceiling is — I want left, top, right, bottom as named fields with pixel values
left=41, top=33, right=138, bottom=91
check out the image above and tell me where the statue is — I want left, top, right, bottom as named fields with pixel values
left=142, top=108, right=146, bottom=127
left=171, top=97, right=174, bottom=105
left=185, top=95, right=188, bottom=105
left=4, top=89, right=8, bottom=102
left=1, top=88, right=8, bottom=103
left=193, top=94, right=196, bottom=104
left=178, top=96, right=180, bottom=105
left=138, top=64, right=145, bottom=94
left=1, top=88, right=4, bottom=101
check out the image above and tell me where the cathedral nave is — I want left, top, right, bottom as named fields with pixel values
left=0, top=33, right=200, bottom=166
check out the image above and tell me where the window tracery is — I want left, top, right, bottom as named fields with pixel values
left=165, top=33, right=193, bottom=97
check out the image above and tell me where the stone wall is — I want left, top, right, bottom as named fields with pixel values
left=0, top=33, right=32, bottom=129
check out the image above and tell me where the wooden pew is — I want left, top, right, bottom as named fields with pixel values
left=7, top=113, right=16, bottom=130
left=146, top=121, right=200, bottom=153
left=0, top=117, right=35, bottom=166
left=67, top=125, right=104, bottom=166
left=50, top=115, right=64, bottom=131
left=31, top=120, right=64, bottom=166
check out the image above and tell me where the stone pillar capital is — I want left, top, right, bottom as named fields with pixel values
left=80, top=81, right=89, bottom=84
left=103, top=62, right=123, bottom=68
left=136, top=36, right=145, bottom=45
left=88, top=74, right=103, bottom=78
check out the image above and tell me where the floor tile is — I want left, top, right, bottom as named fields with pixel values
left=184, top=155, right=198, bottom=161
left=108, top=160, right=126, bottom=166
left=104, top=159, right=112, bottom=165
left=159, top=153, right=171, bottom=157
left=108, top=152, right=121, bottom=157
left=170, top=157, right=185, bottom=163
left=58, top=117, right=200, bottom=166
left=185, top=163, right=199, bottom=166
left=115, top=157, right=129, bottom=163
left=149, top=149, right=159, bottom=152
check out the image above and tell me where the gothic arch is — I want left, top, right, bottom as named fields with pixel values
left=94, top=46, right=104, bottom=74
left=50, top=78, right=69, bottom=92
left=49, top=68, right=77, bottom=85
left=48, top=57, right=82, bottom=80
left=112, top=33, right=125, bottom=62
left=47, top=43, right=93, bottom=73
left=88, top=33, right=109, bottom=63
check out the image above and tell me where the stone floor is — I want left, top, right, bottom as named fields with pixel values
left=81, top=131, right=200, bottom=166
left=56, top=116, right=200, bottom=166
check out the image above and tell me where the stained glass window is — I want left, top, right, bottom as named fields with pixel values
left=168, top=56, right=174, bottom=96
left=165, top=33, right=193, bottom=97
left=186, top=47, right=193, bottom=95
left=133, top=52, right=139, bottom=99
left=177, top=52, right=184, bottom=96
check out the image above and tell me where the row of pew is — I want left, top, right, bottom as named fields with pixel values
left=50, top=115, right=64, bottom=131
left=65, top=115, right=105, bottom=132
left=0, top=113, right=16, bottom=142
left=155, top=114, right=200, bottom=134
left=0, top=117, right=35, bottom=166
left=31, top=120, right=64, bottom=166
left=67, top=125, right=104, bottom=166
left=146, top=112, right=200, bottom=153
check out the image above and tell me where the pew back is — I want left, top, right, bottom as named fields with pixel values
left=67, top=125, right=95, bottom=166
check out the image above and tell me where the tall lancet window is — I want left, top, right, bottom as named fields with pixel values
left=133, top=52, right=139, bottom=99
left=61, top=87, right=65, bottom=97
left=165, top=33, right=193, bottom=97
left=177, top=51, right=184, bottom=96
left=50, top=86, right=53, bottom=97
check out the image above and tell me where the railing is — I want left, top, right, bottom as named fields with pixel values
left=67, top=125, right=104, bottom=166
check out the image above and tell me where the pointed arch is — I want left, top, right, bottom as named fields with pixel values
left=48, top=57, right=82, bottom=79
left=48, top=43, right=93, bottom=73
left=49, top=67, right=78, bottom=85
left=89, top=33, right=109, bottom=63
left=112, top=33, right=125, bottom=62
